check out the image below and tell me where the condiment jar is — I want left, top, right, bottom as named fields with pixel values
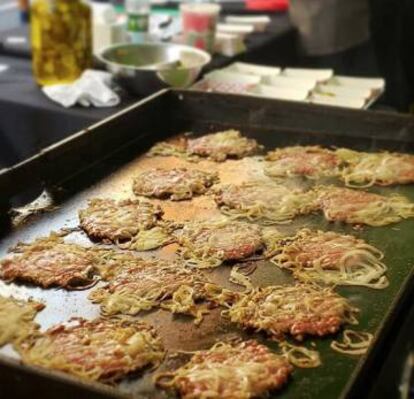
left=31, top=0, right=92, bottom=86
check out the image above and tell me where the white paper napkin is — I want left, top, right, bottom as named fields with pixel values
left=42, top=69, right=120, bottom=108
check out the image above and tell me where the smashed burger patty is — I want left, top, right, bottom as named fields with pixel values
left=226, top=284, right=355, bottom=340
left=312, top=185, right=414, bottom=226
left=79, top=198, right=163, bottom=243
left=176, top=219, right=265, bottom=263
left=265, top=145, right=340, bottom=178
left=133, top=168, right=219, bottom=201
left=17, top=317, right=164, bottom=383
left=187, top=130, right=260, bottom=162
left=215, top=181, right=315, bottom=224
left=155, top=340, right=292, bottom=399
left=0, top=234, right=98, bottom=289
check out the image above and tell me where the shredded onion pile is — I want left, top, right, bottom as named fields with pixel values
left=92, top=251, right=157, bottom=280
left=271, top=229, right=389, bottom=289
left=0, top=296, right=44, bottom=347
left=337, top=148, right=414, bottom=187
left=89, top=263, right=209, bottom=322
left=280, top=341, right=321, bottom=368
left=330, top=329, right=373, bottom=355
left=202, top=283, right=243, bottom=308
left=161, top=285, right=210, bottom=325
left=229, top=265, right=254, bottom=290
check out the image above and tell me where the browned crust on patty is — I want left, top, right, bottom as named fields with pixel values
left=0, top=234, right=98, bottom=289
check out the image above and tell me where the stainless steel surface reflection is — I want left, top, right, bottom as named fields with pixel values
left=97, top=42, right=211, bottom=95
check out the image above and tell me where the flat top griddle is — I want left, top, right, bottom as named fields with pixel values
left=0, top=90, right=414, bottom=399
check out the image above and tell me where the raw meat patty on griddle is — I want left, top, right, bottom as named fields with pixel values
left=265, top=146, right=340, bottom=178
left=338, top=148, right=414, bottom=187
left=79, top=198, right=163, bottom=243
left=17, top=317, right=164, bottom=383
left=155, top=339, right=292, bottom=399
left=176, top=219, right=264, bottom=263
left=132, top=168, right=219, bottom=200
left=227, top=284, right=355, bottom=340
left=271, top=228, right=388, bottom=288
left=0, top=234, right=98, bottom=289
left=273, top=229, right=381, bottom=270
left=214, top=181, right=316, bottom=223
left=187, top=130, right=260, bottom=161
left=313, top=185, right=414, bottom=226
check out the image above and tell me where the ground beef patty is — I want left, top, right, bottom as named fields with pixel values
left=155, top=340, right=292, bottom=399
left=17, top=317, right=164, bottom=383
left=79, top=198, right=163, bottom=243
left=187, top=130, right=260, bottom=161
left=227, top=284, right=356, bottom=340
left=214, top=181, right=316, bottom=224
left=176, top=219, right=265, bottom=266
left=89, top=263, right=209, bottom=321
left=312, top=185, right=414, bottom=226
left=274, top=229, right=379, bottom=270
left=132, top=168, right=219, bottom=201
left=265, top=146, right=340, bottom=178
left=271, top=229, right=388, bottom=288
left=0, top=234, right=98, bottom=289
left=338, top=148, right=414, bottom=187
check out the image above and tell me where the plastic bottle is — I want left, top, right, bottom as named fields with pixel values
left=91, top=1, right=126, bottom=54
left=125, top=0, right=150, bottom=43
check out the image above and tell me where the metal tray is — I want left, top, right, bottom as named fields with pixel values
left=1, top=89, right=414, bottom=399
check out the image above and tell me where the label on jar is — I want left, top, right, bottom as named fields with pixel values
left=127, top=13, right=149, bottom=33
left=127, top=13, right=149, bottom=42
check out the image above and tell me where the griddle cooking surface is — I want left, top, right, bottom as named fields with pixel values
left=1, top=140, right=414, bottom=399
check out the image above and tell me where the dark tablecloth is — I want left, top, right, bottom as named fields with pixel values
left=0, top=13, right=295, bottom=168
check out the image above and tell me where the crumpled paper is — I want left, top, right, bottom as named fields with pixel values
left=42, top=69, right=120, bottom=108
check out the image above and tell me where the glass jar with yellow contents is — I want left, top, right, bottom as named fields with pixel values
left=31, top=0, right=92, bottom=86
